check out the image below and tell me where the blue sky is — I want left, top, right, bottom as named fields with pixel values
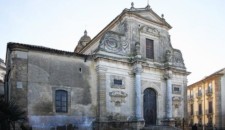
left=0, top=0, right=225, bottom=85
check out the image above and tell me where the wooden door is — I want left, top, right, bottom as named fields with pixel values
left=144, top=88, right=157, bottom=126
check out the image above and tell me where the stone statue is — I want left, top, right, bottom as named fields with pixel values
left=135, top=42, right=141, bottom=56
left=165, top=50, right=172, bottom=63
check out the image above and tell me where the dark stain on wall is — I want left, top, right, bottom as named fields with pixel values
left=29, top=54, right=92, bottom=105
left=11, top=57, right=28, bottom=111
left=33, top=101, right=53, bottom=115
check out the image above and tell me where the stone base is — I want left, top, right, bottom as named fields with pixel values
left=161, top=119, right=176, bottom=127
left=93, top=120, right=145, bottom=130
left=141, top=125, right=181, bottom=130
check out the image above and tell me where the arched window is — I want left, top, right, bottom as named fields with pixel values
left=55, top=90, right=68, bottom=113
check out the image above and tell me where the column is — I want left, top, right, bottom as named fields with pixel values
left=164, top=70, right=173, bottom=119
left=134, top=63, right=143, bottom=120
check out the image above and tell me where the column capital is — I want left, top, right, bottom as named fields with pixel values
left=96, top=65, right=107, bottom=72
left=164, top=70, right=172, bottom=79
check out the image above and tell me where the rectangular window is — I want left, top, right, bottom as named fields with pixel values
left=114, top=79, right=122, bottom=85
left=174, top=87, right=180, bottom=92
left=172, top=85, right=181, bottom=94
left=209, top=101, right=213, bottom=113
left=146, top=39, right=154, bottom=59
left=198, top=104, right=202, bottom=115
left=55, top=90, right=68, bottom=113
left=191, top=104, right=194, bottom=115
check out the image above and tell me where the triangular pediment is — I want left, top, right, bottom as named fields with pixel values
left=126, top=7, right=172, bottom=29
left=134, top=11, right=163, bottom=23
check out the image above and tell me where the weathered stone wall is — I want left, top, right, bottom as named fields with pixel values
left=9, top=50, right=97, bottom=129
left=92, top=12, right=187, bottom=127
left=95, top=57, right=187, bottom=125
left=10, top=51, right=28, bottom=111
left=95, top=59, right=134, bottom=121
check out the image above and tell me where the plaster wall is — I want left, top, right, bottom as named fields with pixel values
left=9, top=50, right=97, bottom=128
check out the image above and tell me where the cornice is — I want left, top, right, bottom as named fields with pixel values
left=94, top=53, right=188, bottom=76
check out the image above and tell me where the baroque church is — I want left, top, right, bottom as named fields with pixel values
left=4, top=3, right=189, bottom=130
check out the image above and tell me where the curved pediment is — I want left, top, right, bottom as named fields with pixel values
left=98, top=31, right=129, bottom=56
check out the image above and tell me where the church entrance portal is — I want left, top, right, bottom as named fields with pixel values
left=143, top=88, right=157, bottom=126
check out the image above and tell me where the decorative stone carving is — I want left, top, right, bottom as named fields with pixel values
left=118, top=20, right=128, bottom=34
left=172, top=96, right=182, bottom=108
left=172, top=49, right=185, bottom=68
left=159, top=35, right=173, bottom=51
left=110, top=75, right=125, bottom=89
left=140, top=26, right=160, bottom=37
left=109, top=91, right=128, bottom=106
left=164, top=70, right=172, bottom=79
left=99, top=31, right=129, bottom=55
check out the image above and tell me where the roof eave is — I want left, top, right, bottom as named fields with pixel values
left=7, top=42, right=90, bottom=58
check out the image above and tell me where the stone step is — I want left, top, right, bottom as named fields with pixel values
left=141, top=125, right=181, bottom=130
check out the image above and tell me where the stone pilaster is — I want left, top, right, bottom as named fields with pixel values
left=133, top=63, right=143, bottom=120
left=162, top=70, right=175, bottom=126
left=96, top=65, right=107, bottom=121
left=183, top=79, right=188, bottom=126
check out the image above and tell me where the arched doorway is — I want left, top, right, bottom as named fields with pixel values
left=143, top=88, right=157, bottom=126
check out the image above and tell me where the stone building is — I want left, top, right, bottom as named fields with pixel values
left=4, top=3, right=189, bottom=130
left=0, top=58, right=6, bottom=98
left=187, top=68, right=225, bottom=129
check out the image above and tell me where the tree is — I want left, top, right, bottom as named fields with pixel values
left=0, top=98, right=26, bottom=130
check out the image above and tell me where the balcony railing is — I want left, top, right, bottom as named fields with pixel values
left=188, top=111, right=194, bottom=117
left=196, top=92, right=202, bottom=98
left=195, top=111, right=203, bottom=116
left=188, top=95, right=194, bottom=100
left=205, top=109, right=213, bottom=115
left=206, top=88, right=213, bottom=96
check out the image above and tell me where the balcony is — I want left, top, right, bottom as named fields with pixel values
left=195, top=111, right=203, bottom=117
left=188, top=111, right=194, bottom=117
left=205, top=109, right=213, bottom=116
left=206, top=88, right=213, bottom=96
left=188, top=95, right=194, bottom=102
left=196, top=92, right=202, bottom=99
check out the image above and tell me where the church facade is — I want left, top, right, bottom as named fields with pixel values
left=4, top=3, right=189, bottom=130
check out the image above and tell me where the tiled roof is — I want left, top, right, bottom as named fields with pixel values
left=7, top=42, right=90, bottom=58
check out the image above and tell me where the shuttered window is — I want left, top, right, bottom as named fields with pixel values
left=146, top=39, right=154, bottom=59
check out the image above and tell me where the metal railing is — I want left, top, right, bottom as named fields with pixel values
left=206, top=88, right=213, bottom=96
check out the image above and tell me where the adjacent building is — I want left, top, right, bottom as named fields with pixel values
left=4, top=3, right=189, bottom=130
left=0, top=58, right=6, bottom=98
left=187, top=68, right=225, bottom=129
